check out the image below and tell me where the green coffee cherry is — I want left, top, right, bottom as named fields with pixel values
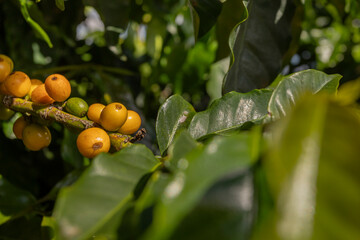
left=65, top=97, right=89, bottom=117
left=0, top=103, right=14, bottom=120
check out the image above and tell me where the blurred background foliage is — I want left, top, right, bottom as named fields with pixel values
left=1, top=0, right=360, bottom=239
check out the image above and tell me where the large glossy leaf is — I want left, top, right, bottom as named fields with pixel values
left=142, top=133, right=254, bottom=240
left=223, top=0, right=297, bottom=93
left=215, top=0, right=248, bottom=60
left=267, top=69, right=341, bottom=119
left=0, top=175, right=36, bottom=216
left=189, top=0, right=222, bottom=40
left=167, top=131, right=199, bottom=170
left=260, top=95, right=360, bottom=239
left=53, top=145, right=159, bottom=240
left=171, top=169, right=256, bottom=240
left=156, top=95, right=196, bottom=155
left=188, top=89, right=273, bottom=140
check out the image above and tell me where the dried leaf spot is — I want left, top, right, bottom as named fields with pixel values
left=92, top=142, right=103, bottom=150
left=51, top=76, right=58, bottom=80
left=115, top=104, right=122, bottom=110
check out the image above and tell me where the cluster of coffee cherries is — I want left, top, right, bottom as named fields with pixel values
left=0, top=54, right=142, bottom=158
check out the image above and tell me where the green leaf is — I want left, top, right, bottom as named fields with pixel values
left=223, top=0, right=297, bottom=93
left=261, top=95, right=360, bottom=239
left=267, top=69, right=341, bottom=119
left=171, top=169, right=256, bottom=240
left=215, top=0, right=248, bottom=60
left=206, top=58, right=230, bottom=103
left=189, top=0, right=222, bottom=40
left=156, top=95, right=196, bottom=155
left=55, top=0, right=65, bottom=11
left=167, top=131, right=199, bottom=170
left=188, top=89, right=273, bottom=140
left=0, top=175, right=36, bottom=216
left=337, top=77, right=360, bottom=105
left=42, top=216, right=57, bottom=240
left=53, top=145, right=159, bottom=240
left=142, top=133, right=254, bottom=240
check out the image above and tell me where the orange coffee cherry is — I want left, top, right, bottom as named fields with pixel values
left=28, top=79, right=43, bottom=96
left=118, top=110, right=141, bottom=135
left=0, top=54, right=13, bottom=83
left=44, top=74, right=71, bottom=102
left=22, top=123, right=51, bottom=151
left=31, top=84, right=55, bottom=105
left=13, top=115, right=28, bottom=139
left=100, top=102, right=128, bottom=131
left=76, top=127, right=110, bottom=158
left=4, top=71, right=31, bottom=97
left=87, top=103, right=105, bottom=124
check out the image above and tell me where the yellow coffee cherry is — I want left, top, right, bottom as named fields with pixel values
left=118, top=110, right=141, bottom=135
left=22, top=123, right=51, bottom=151
left=44, top=74, right=71, bottom=102
left=87, top=103, right=105, bottom=124
left=4, top=71, right=31, bottom=97
left=76, top=127, right=110, bottom=158
left=100, top=102, right=128, bottom=131
left=13, top=115, right=28, bottom=139
left=0, top=54, right=13, bottom=83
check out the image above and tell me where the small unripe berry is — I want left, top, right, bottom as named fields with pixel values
left=65, top=97, right=89, bottom=117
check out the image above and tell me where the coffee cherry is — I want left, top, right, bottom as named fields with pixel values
left=13, top=115, right=28, bottom=139
left=45, top=74, right=71, bottom=102
left=87, top=103, right=105, bottom=124
left=76, top=127, right=110, bottom=158
left=100, top=102, right=128, bottom=131
left=0, top=103, right=14, bottom=120
left=31, top=84, right=55, bottom=105
left=118, top=110, right=141, bottom=135
left=0, top=54, right=13, bottom=83
left=65, top=97, right=89, bottom=117
left=22, top=123, right=51, bottom=151
left=4, top=71, right=31, bottom=97
left=28, top=79, right=43, bottom=97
